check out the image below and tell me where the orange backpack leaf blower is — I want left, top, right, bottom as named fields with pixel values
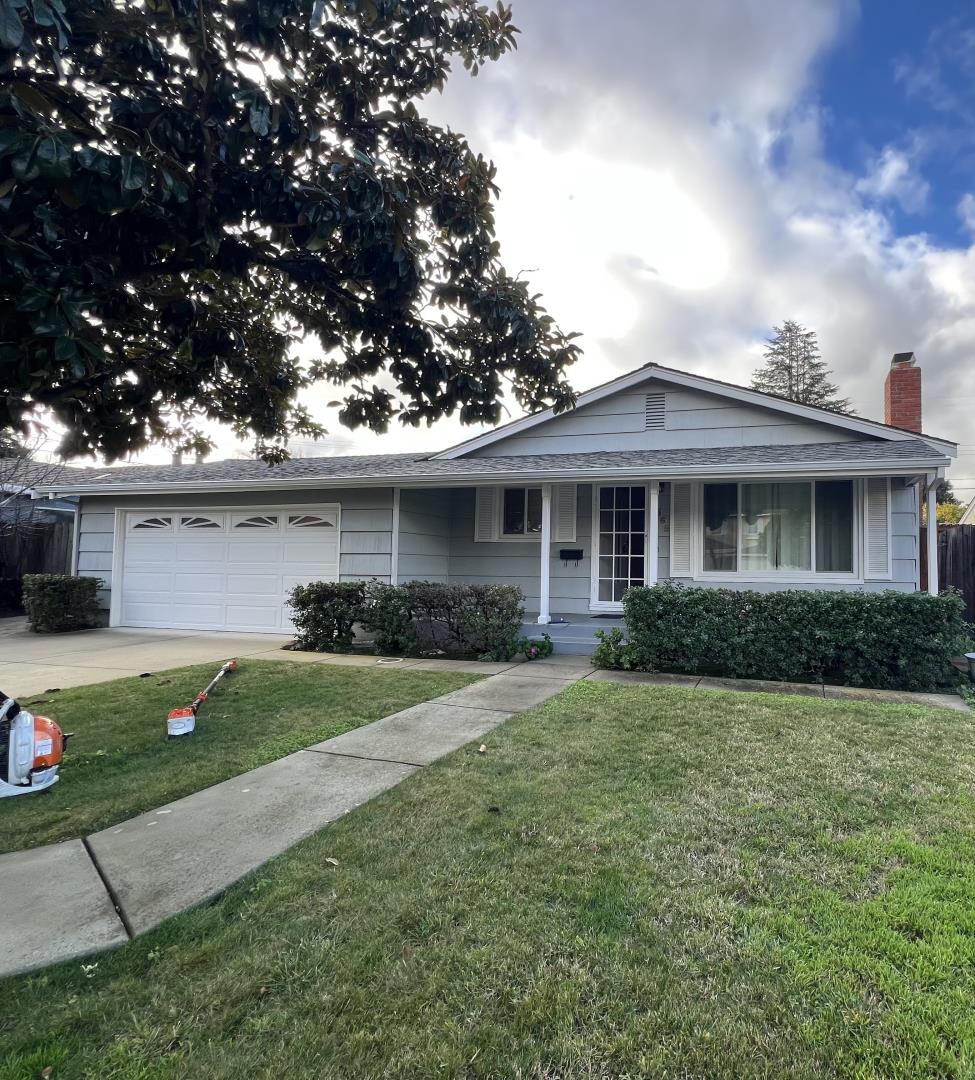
left=0, top=691, right=70, bottom=798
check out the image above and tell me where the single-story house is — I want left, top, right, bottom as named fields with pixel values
left=37, top=353, right=956, bottom=653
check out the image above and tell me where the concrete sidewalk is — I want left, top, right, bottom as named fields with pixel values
left=0, top=661, right=580, bottom=977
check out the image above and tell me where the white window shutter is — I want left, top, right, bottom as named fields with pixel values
left=553, top=484, right=577, bottom=542
left=474, top=487, right=498, bottom=542
left=670, top=482, right=692, bottom=576
left=864, top=477, right=892, bottom=579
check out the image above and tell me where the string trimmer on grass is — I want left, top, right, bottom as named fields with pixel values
left=167, top=659, right=238, bottom=738
left=0, top=690, right=71, bottom=798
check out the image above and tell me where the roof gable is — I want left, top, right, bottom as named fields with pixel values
left=433, top=363, right=957, bottom=459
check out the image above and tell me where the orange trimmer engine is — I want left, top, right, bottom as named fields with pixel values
left=167, top=659, right=238, bottom=738
left=0, top=691, right=70, bottom=798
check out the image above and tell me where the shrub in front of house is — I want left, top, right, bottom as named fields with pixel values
left=289, top=580, right=525, bottom=660
left=593, top=582, right=968, bottom=692
left=364, top=581, right=525, bottom=661
left=22, top=574, right=102, bottom=634
left=288, top=580, right=368, bottom=652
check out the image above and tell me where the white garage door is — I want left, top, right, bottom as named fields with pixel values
left=118, top=506, right=340, bottom=632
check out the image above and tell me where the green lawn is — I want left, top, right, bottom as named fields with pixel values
left=0, top=660, right=479, bottom=854
left=3, top=681, right=975, bottom=1079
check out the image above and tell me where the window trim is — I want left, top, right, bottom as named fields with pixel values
left=496, top=486, right=544, bottom=541
left=693, top=478, right=862, bottom=583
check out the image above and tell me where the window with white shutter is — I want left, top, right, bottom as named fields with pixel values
left=864, top=477, right=892, bottom=579
left=670, top=482, right=692, bottom=576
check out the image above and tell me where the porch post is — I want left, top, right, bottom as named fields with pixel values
left=926, top=477, right=939, bottom=596
left=537, top=483, right=552, bottom=624
left=647, top=480, right=659, bottom=586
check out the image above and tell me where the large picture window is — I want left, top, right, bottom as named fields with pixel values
left=702, top=480, right=855, bottom=575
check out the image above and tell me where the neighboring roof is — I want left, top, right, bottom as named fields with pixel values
left=38, top=439, right=950, bottom=496
left=0, top=458, right=79, bottom=497
left=433, top=362, right=958, bottom=459
left=961, top=497, right=975, bottom=526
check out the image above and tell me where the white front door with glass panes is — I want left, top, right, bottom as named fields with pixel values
left=593, top=485, right=647, bottom=606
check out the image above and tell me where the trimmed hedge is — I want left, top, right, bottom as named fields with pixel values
left=288, top=581, right=367, bottom=653
left=288, top=580, right=525, bottom=661
left=593, top=582, right=968, bottom=692
left=22, top=574, right=102, bottom=633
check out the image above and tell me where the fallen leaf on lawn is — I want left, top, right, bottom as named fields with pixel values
left=402, top=943, right=413, bottom=961
left=478, top=744, right=487, bottom=753
left=41, top=1069, right=53, bottom=1079
left=325, top=857, right=340, bottom=867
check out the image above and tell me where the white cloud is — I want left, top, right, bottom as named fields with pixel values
left=958, top=192, right=975, bottom=233
left=855, top=146, right=930, bottom=213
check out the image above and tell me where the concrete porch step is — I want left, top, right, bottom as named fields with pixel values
left=521, top=616, right=625, bottom=657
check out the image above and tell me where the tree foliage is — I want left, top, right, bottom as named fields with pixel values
left=0, top=0, right=580, bottom=462
left=936, top=502, right=964, bottom=526
left=936, top=478, right=959, bottom=505
left=750, top=320, right=852, bottom=413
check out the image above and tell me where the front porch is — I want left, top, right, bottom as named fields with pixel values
left=398, top=472, right=937, bottom=655
left=521, top=613, right=625, bottom=656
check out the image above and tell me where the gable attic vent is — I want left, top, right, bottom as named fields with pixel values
left=644, top=392, right=666, bottom=430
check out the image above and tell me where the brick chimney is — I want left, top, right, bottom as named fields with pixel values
left=884, top=351, right=922, bottom=432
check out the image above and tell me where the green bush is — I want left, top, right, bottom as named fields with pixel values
left=288, top=581, right=367, bottom=652
left=22, top=574, right=101, bottom=633
left=361, top=580, right=417, bottom=656
left=362, top=581, right=525, bottom=661
left=290, top=580, right=526, bottom=660
left=595, top=582, right=967, bottom=692
left=516, top=633, right=554, bottom=661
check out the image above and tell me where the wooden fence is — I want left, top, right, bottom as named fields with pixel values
left=921, top=524, right=975, bottom=623
left=0, top=515, right=73, bottom=581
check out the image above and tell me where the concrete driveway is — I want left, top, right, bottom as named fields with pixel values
left=0, top=618, right=295, bottom=696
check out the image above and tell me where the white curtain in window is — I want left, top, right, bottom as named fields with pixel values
left=740, top=483, right=811, bottom=572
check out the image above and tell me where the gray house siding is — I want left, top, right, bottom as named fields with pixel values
left=398, top=488, right=450, bottom=582
left=77, top=487, right=394, bottom=608
left=447, top=486, right=590, bottom=614
left=471, top=381, right=862, bottom=457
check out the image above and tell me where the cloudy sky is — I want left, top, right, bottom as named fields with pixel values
left=183, top=2, right=975, bottom=496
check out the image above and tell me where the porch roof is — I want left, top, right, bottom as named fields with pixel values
left=37, top=437, right=949, bottom=496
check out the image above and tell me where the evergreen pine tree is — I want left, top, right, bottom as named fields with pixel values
left=750, top=320, right=853, bottom=413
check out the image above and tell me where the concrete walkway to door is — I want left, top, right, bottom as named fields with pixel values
left=0, top=619, right=297, bottom=696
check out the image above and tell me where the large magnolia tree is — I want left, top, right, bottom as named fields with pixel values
left=0, top=0, right=579, bottom=461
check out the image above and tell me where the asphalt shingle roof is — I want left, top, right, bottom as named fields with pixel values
left=41, top=438, right=948, bottom=492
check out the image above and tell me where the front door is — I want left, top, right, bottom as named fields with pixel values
left=592, top=485, right=647, bottom=607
